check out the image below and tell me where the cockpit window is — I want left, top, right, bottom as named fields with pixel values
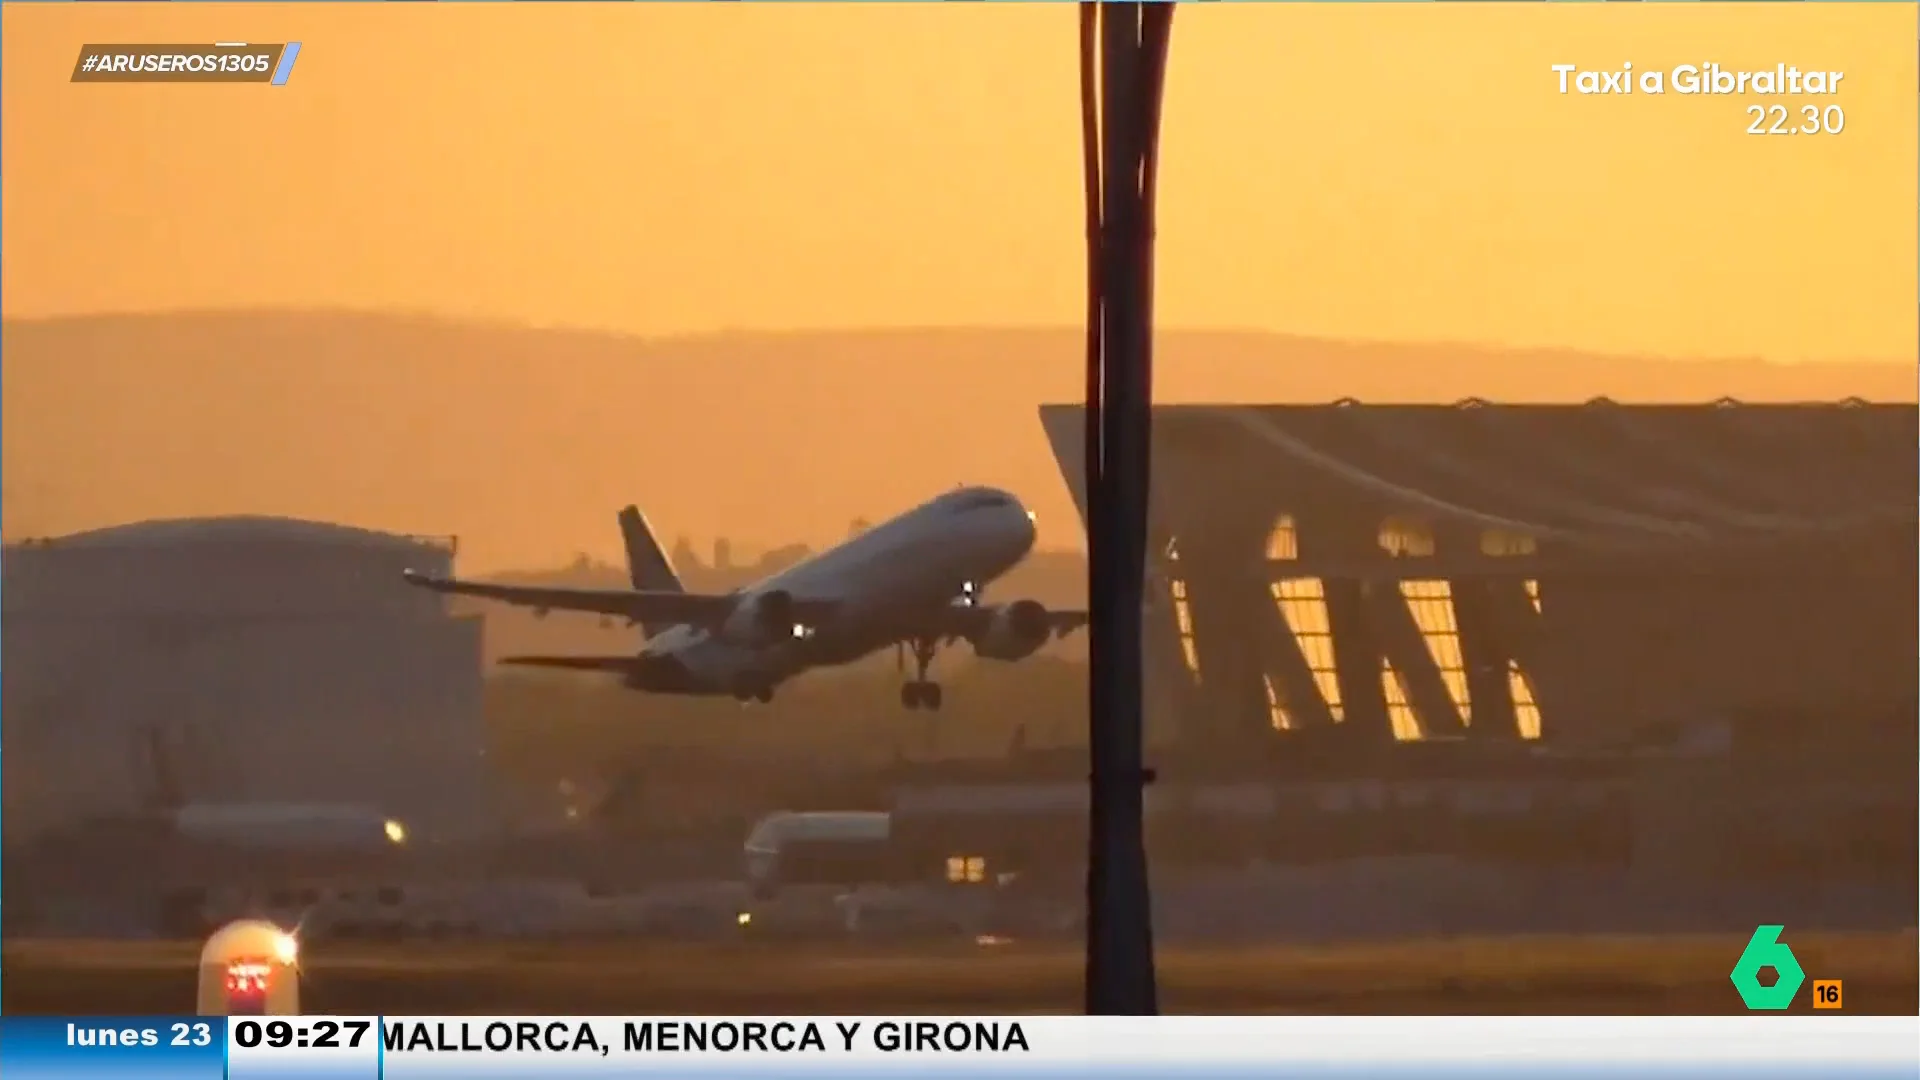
left=953, top=492, right=1012, bottom=511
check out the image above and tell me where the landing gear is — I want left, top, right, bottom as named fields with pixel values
left=896, top=636, right=944, bottom=711
left=732, top=682, right=775, bottom=704
left=900, top=680, right=943, bottom=711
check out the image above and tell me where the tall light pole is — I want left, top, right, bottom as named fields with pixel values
left=1079, top=0, right=1174, bottom=1016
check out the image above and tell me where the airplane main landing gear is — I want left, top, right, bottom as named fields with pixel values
left=900, top=680, right=943, bottom=711
left=732, top=681, right=775, bottom=704
left=896, top=636, right=944, bottom=711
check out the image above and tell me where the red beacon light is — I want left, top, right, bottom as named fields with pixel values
left=224, top=958, right=273, bottom=1014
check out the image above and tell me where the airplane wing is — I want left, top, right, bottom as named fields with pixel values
left=402, top=570, right=838, bottom=627
left=1039, top=609, right=1089, bottom=637
left=926, top=603, right=1089, bottom=641
left=498, top=655, right=636, bottom=672
left=403, top=570, right=721, bottom=622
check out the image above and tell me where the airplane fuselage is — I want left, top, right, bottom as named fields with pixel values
left=625, top=487, right=1037, bottom=695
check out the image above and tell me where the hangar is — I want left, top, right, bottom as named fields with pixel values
left=1, top=517, right=488, bottom=840
left=1039, top=400, right=1917, bottom=752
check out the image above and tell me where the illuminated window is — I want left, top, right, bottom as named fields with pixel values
left=1272, top=577, right=1343, bottom=722
left=1524, top=579, right=1542, bottom=614
left=1379, top=518, right=1436, bottom=558
left=1266, top=515, right=1341, bottom=721
left=1267, top=516, right=1298, bottom=561
left=1509, top=661, right=1543, bottom=740
left=1481, top=529, right=1538, bottom=557
left=946, top=855, right=987, bottom=884
left=1263, top=675, right=1292, bottom=730
left=1399, top=580, right=1472, bottom=724
left=1380, top=660, right=1421, bottom=741
left=1169, top=578, right=1201, bottom=676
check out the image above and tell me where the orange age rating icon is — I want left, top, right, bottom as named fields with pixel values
left=1812, top=979, right=1843, bottom=1010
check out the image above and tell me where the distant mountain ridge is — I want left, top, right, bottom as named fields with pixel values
left=5, top=310, right=1912, bottom=571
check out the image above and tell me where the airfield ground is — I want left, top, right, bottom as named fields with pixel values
left=5, top=933, right=1914, bottom=1014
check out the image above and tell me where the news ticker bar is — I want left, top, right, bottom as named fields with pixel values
left=71, top=43, right=303, bottom=85
left=2, top=1016, right=1917, bottom=1080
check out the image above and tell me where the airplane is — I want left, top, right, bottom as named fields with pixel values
left=400, top=486, right=1087, bottom=711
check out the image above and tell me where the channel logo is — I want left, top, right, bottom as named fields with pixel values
left=1731, top=925, right=1843, bottom=1010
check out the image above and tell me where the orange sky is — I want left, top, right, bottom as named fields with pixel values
left=3, top=5, right=1915, bottom=567
left=5, top=3, right=1914, bottom=362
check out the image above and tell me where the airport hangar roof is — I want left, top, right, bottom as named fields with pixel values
left=13, top=516, right=452, bottom=556
left=1038, top=399, right=1917, bottom=574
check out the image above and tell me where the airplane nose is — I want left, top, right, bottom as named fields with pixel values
left=1011, top=505, right=1038, bottom=555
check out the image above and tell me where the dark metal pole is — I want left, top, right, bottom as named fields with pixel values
left=1080, top=0, right=1172, bottom=1016
left=1076, top=5, right=1115, bottom=1012
left=1087, top=2, right=1141, bottom=1012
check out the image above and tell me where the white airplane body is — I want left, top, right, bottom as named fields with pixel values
left=403, top=486, right=1085, bottom=710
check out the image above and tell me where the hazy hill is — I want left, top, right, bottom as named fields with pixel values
left=5, top=311, right=1911, bottom=571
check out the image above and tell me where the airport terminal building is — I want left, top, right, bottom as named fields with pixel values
left=1, top=517, right=488, bottom=841
left=1038, top=399, right=1917, bottom=752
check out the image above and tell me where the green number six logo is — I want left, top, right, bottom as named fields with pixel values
left=1730, top=925, right=1806, bottom=1010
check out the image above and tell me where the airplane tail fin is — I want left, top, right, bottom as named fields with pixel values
left=618, top=505, right=686, bottom=639
left=618, top=505, right=684, bottom=593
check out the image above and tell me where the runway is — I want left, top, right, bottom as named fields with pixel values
left=6, top=932, right=1913, bottom=1015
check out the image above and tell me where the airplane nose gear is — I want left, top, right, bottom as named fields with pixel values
left=895, top=637, right=945, bottom=711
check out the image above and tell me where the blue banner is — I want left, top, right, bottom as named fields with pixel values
left=0, top=1018, right=225, bottom=1080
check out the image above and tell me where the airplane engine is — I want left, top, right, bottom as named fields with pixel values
left=969, top=600, right=1051, bottom=661
left=720, top=589, right=799, bottom=646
